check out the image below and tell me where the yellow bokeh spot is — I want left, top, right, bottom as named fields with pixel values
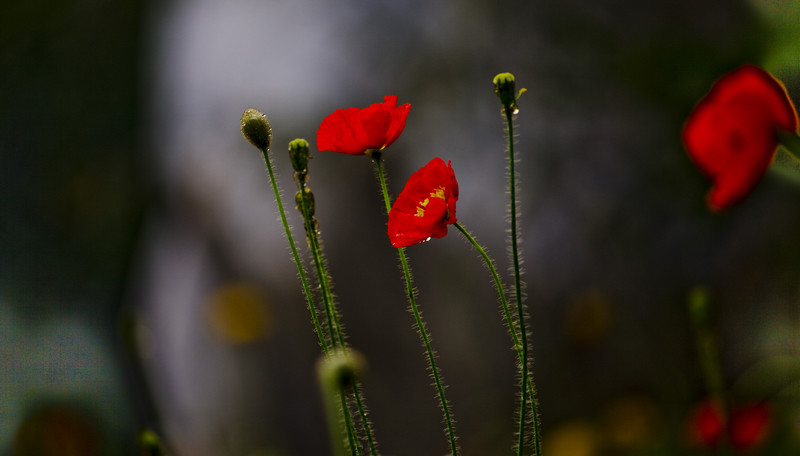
left=207, top=282, right=271, bottom=345
left=565, top=290, right=614, bottom=345
left=601, top=394, right=659, bottom=450
left=544, top=420, right=602, bottom=456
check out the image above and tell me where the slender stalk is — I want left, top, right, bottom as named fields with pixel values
left=341, top=393, right=361, bottom=456
left=297, top=181, right=380, bottom=455
left=372, top=155, right=459, bottom=456
left=453, top=222, right=538, bottom=419
left=688, top=287, right=726, bottom=412
left=319, top=374, right=350, bottom=456
left=260, top=147, right=329, bottom=356
left=503, top=105, right=541, bottom=456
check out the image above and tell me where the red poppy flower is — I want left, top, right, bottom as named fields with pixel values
left=729, top=402, right=772, bottom=452
left=388, top=158, right=459, bottom=248
left=687, top=399, right=725, bottom=448
left=316, top=96, right=411, bottom=155
left=683, top=64, right=798, bottom=211
left=686, top=400, right=773, bottom=452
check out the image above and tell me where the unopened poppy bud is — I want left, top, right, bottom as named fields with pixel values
left=317, top=348, right=366, bottom=391
left=137, top=429, right=170, bottom=456
left=240, top=108, right=272, bottom=149
left=288, top=138, right=310, bottom=172
left=295, top=188, right=315, bottom=217
left=493, top=72, right=519, bottom=113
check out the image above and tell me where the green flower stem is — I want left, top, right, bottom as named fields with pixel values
left=296, top=182, right=380, bottom=455
left=341, top=392, right=361, bottom=456
left=372, top=155, right=459, bottom=456
left=263, top=145, right=367, bottom=455
left=502, top=105, right=541, bottom=456
left=688, top=287, right=726, bottom=412
left=452, top=222, right=538, bottom=435
left=260, top=147, right=329, bottom=356
left=319, top=378, right=352, bottom=456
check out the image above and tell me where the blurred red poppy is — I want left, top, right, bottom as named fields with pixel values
left=687, top=399, right=773, bottom=452
left=683, top=65, right=798, bottom=211
left=687, top=399, right=725, bottom=448
left=729, top=402, right=772, bottom=451
left=388, top=158, right=459, bottom=248
left=316, top=96, right=411, bottom=155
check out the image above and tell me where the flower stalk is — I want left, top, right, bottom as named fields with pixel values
left=494, top=73, right=541, bottom=456
left=289, top=139, right=379, bottom=455
left=372, top=154, right=459, bottom=456
left=240, top=109, right=329, bottom=356
left=242, top=111, right=363, bottom=455
left=452, top=222, right=539, bottom=436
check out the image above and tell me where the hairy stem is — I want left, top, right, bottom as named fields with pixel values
left=260, top=147, right=329, bottom=356
left=503, top=107, right=540, bottom=456
left=453, top=222, right=538, bottom=426
left=372, top=155, right=459, bottom=456
left=297, top=181, right=380, bottom=455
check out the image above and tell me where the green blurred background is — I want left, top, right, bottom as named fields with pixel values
left=2, top=0, right=800, bottom=455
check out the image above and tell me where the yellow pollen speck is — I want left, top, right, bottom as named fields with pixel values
left=430, top=187, right=445, bottom=200
left=415, top=198, right=429, bottom=217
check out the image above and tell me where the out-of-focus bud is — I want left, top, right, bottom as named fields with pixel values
left=240, top=108, right=272, bottom=149
left=318, top=348, right=366, bottom=391
left=137, top=428, right=171, bottom=456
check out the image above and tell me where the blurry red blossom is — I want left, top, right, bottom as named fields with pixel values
left=687, top=399, right=773, bottom=452
left=316, top=96, right=411, bottom=155
left=388, top=158, right=459, bottom=248
left=682, top=64, right=798, bottom=211
left=687, top=399, right=725, bottom=448
left=729, top=402, right=772, bottom=451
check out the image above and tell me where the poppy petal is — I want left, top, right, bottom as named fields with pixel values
left=317, top=96, right=411, bottom=155
left=388, top=158, right=459, bottom=248
left=729, top=402, right=772, bottom=451
left=683, top=65, right=798, bottom=211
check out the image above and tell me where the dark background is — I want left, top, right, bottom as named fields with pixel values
left=2, top=0, right=800, bottom=455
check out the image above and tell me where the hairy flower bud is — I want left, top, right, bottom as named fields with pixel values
left=493, top=72, right=519, bottom=114
left=288, top=138, right=310, bottom=172
left=240, top=108, right=272, bottom=149
left=295, top=188, right=315, bottom=217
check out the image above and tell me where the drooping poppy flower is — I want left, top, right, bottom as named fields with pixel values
left=683, top=64, right=798, bottom=211
left=316, top=96, right=411, bottom=155
left=388, top=158, right=458, bottom=248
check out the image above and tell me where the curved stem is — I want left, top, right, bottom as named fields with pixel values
left=372, top=156, right=459, bottom=456
left=503, top=108, right=540, bottom=456
left=297, top=182, right=380, bottom=455
left=453, top=222, right=537, bottom=415
left=261, top=147, right=329, bottom=357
